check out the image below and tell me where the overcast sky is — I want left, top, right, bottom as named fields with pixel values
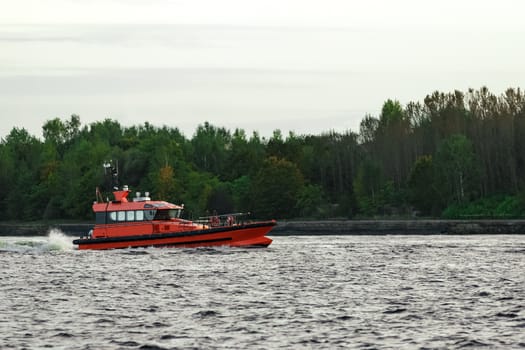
left=1, top=0, right=524, bottom=139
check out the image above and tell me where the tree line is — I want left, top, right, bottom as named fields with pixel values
left=1, top=86, right=525, bottom=222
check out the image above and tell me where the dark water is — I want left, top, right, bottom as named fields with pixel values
left=1, top=232, right=525, bottom=349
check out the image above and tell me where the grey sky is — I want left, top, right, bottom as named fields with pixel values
left=1, top=0, right=524, bottom=139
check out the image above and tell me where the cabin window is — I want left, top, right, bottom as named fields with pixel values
left=126, top=211, right=135, bottom=221
left=153, top=210, right=170, bottom=220
left=117, top=211, right=126, bottom=221
left=109, top=212, right=117, bottom=222
left=152, top=209, right=182, bottom=220
left=144, top=210, right=156, bottom=221
left=95, top=212, right=106, bottom=224
left=136, top=210, right=144, bottom=221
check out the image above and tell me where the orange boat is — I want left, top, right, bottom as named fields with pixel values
left=73, top=164, right=276, bottom=250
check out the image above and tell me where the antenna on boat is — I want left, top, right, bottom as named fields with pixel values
left=103, top=160, right=119, bottom=191
left=95, top=187, right=104, bottom=203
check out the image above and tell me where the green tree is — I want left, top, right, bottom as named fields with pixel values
left=155, top=165, right=179, bottom=202
left=375, top=99, right=411, bottom=186
left=295, top=184, right=327, bottom=218
left=353, top=159, right=383, bottom=216
left=42, top=118, right=67, bottom=146
left=191, top=121, right=231, bottom=177
left=231, top=175, right=252, bottom=212
left=224, top=129, right=265, bottom=180
left=434, top=134, right=480, bottom=204
left=2, top=128, right=45, bottom=219
left=408, top=155, right=439, bottom=215
left=207, top=182, right=234, bottom=214
left=251, top=157, right=304, bottom=219
left=179, top=170, right=219, bottom=218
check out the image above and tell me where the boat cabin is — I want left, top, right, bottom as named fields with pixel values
left=91, top=188, right=188, bottom=238
left=95, top=207, right=183, bottom=224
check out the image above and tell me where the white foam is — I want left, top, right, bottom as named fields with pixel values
left=0, top=229, right=74, bottom=252
left=47, top=228, right=74, bottom=251
left=0, top=237, right=47, bottom=252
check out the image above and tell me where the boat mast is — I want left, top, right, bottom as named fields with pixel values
left=103, top=160, right=119, bottom=191
left=99, top=160, right=121, bottom=203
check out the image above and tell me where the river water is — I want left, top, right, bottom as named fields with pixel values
left=1, top=232, right=525, bottom=349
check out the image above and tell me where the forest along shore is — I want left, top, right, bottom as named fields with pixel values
left=1, top=220, right=525, bottom=237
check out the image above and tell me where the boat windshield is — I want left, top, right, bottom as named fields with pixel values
left=170, top=209, right=182, bottom=219
left=154, top=209, right=182, bottom=220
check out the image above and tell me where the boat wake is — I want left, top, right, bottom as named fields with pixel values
left=47, top=228, right=75, bottom=251
left=0, top=229, right=74, bottom=253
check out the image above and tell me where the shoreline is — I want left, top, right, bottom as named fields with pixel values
left=271, top=220, right=525, bottom=235
left=1, top=220, right=525, bottom=237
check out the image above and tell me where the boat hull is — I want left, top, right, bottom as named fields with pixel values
left=73, top=221, right=276, bottom=250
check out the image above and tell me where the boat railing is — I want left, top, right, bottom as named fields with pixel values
left=196, top=212, right=252, bottom=228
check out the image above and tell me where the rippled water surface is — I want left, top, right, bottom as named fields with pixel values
left=1, top=233, right=525, bottom=349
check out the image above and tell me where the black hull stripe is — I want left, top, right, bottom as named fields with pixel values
left=73, top=222, right=275, bottom=245
left=128, top=237, right=232, bottom=248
